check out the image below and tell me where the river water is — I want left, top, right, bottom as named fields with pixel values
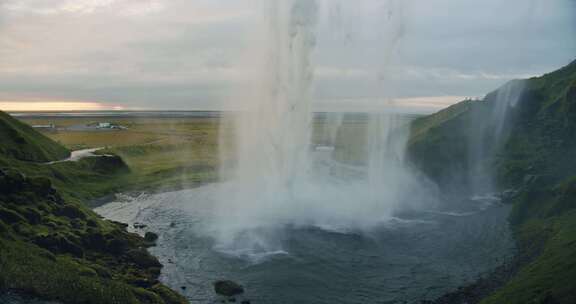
left=95, top=187, right=513, bottom=304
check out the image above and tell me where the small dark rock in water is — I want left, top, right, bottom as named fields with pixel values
left=213, top=280, right=244, bottom=297
left=241, top=301, right=251, bottom=304
left=180, top=286, right=187, bottom=290
left=134, top=222, right=147, bottom=229
left=144, top=232, right=159, bottom=242
left=228, top=298, right=236, bottom=303
left=169, top=222, right=176, bottom=228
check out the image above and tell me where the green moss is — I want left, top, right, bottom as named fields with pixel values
left=482, top=212, right=576, bottom=304
left=0, top=111, right=69, bottom=162
left=409, top=59, right=576, bottom=303
left=0, top=111, right=187, bottom=303
left=0, top=239, right=141, bottom=304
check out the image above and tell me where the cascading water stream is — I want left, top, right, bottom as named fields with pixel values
left=468, top=80, right=526, bottom=196
left=210, top=0, right=430, bottom=259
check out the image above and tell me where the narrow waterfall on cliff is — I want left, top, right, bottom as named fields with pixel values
left=211, top=0, right=429, bottom=258
left=468, top=80, right=526, bottom=196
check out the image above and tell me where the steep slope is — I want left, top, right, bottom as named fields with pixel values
left=408, top=60, right=576, bottom=303
left=0, top=111, right=69, bottom=162
left=0, top=112, right=186, bottom=304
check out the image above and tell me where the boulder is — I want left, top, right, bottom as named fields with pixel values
left=145, top=232, right=159, bottom=243
left=134, top=222, right=148, bottom=229
left=126, top=249, right=162, bottom=268
left=213, top=280, right=244, bottom=297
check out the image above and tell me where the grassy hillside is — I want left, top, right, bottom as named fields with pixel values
left=0, top=112, right=69, bottom=162
left=408, top=60, right=576, bottom=303
left=17, top=116, right=221, bottom=199
left=0, top=111, right=186, bottom=303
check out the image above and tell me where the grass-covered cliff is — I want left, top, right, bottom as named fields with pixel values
left=408, top=60, right=576, bottom=303
left=0, top=111, right=187, bottom=303
left=0, top=111, right=70, bottom=163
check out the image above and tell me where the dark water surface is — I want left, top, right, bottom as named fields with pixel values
left=96, top=188, right=513, bottom=304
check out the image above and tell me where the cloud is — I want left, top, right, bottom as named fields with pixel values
left=0, top=0, right=574, bottom=111
left=2, top=0, right=166, bottom=16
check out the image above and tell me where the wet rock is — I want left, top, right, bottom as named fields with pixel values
left=213, top=280, right=244, bottom=297
left=134, top=222, right=148, bottom=229
left=110, top=220, right=129, bottom=230
left=240, top=301, right=251, bottom=304
left=129, top=278, right=157, bottom=288
left=145, top=231, right=159, bottom=243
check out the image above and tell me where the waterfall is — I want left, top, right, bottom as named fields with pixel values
left=210, top=0, right=428, bottom=259
left=468, top=80, right=525, bottom=196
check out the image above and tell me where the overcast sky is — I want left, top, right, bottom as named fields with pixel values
left=0, top=0, right=574, bottom=113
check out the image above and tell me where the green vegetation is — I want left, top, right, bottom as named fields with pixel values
left=408, top=59, right=576, bottom=303
left=0, top=111, right=69, bottom=162
left=21, top=117, right=221, bottom=198
left=0, top=112, right=186, bottom=303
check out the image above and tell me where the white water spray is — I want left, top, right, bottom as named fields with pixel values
left=210, top=0, right=428, bottom=258
left=468, top=80, right=525, bottom=195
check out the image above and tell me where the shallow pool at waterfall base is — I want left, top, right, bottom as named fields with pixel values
left=93, top=188, right=514, bottom=304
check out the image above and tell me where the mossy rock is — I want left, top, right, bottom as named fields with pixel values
left=132, top=288, right=165, bottom=304
left=126, top=249, right=162, bottom=268
left=151, top=284, right=188, bottom=304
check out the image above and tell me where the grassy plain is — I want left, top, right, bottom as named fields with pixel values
left=21, top=116, right=222, bottom=196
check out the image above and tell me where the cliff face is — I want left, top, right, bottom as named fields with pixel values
left=0, top=111, right=186, bottom=304
left=408, top=60, right=576, bottom=304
